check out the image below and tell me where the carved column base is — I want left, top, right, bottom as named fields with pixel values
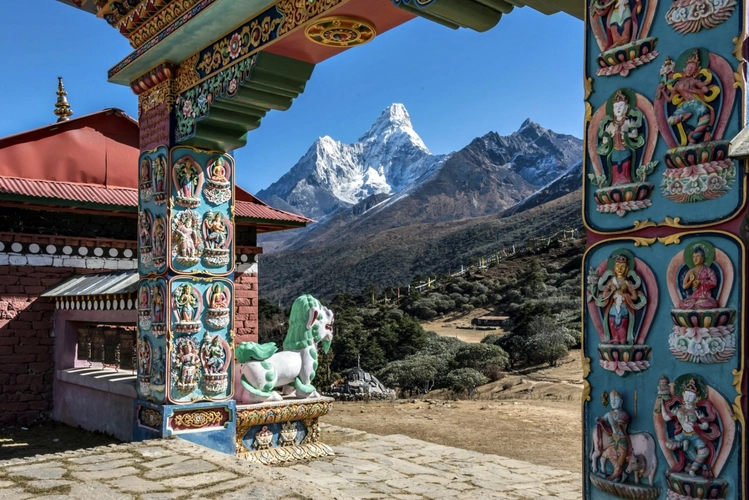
left=235, top=397, right=334, bottom=465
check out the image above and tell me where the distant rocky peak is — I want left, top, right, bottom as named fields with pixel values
left=516, top=118, right=547, bottom=138
left=359, top=103, right=416, bottom=142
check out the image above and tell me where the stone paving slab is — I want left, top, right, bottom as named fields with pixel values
left=0, top=423, right=581, bottom=499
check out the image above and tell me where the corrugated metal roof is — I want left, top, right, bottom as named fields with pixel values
left=0, top=176, right=311, bottom=224
left=0, top=177, right=138, bottom=207
left=234, top=200, right=312, bottom=224
left=41, top=270, right=139, bottom=298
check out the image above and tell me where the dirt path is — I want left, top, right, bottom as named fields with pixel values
left=322, top=349, right=585, bottom=473
left=322, top=398, right=582, bottom=473
left=421, top=309, right=503, bottom=343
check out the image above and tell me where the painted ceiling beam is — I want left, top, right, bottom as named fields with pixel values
left=175, top=51, right=314, bottom=152
left=392, top=0, right=507, bottom=32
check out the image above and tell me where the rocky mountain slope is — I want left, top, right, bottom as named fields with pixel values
left=259, top=190, right=583, bottom=304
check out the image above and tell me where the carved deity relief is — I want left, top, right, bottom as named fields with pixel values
left=590, top=390, right=660, bottom=498
left=171, top=209, right=204, bottom=267
left=204, top=156, right=232, bottom=204
left=138, top=209, right=154, bottom=269
left=588, top=89, right=659, bottom=217
left=172, top=156, right=203, bottom=208
left=654, top=374, right=735, bottom=499
left=205, top=282, right=231, bottom=329
left=152, top=215, right=167, bottom=270
left=586, top=250, right=658, bottom=376
left=152, top=153, right=167, bottom=204
left=171, top=336, right=201, bottom=394
left=150, top=281, right=166, bottom=337
left=171, top=282, right=202, bottom=335
left=665, top=0, right=736, bottom=34
left=202, top=210, right=232, bottom=267
left=139, top=156, right=153, bottom=202
left=150, top=346, right=166, bottom=390
left=200, top=332, right=231, bottom=394
left=655, top=48, right=737, bottom=203
left=138, top=283, right=152, bottom=331
left=589, top=0, right=659, bottom=77
left=667, top=241, right=735, bottom=363
left=137, top=335, right=153, bottom=399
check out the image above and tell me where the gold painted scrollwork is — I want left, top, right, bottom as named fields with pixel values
left=172, top=410, right=224, bottom=428
left=632, top=219, right=657, bottom=230
left=633, top=237, right=657, bottom=247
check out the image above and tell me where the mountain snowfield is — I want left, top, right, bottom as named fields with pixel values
left=256, top=104, right=444, bottom=219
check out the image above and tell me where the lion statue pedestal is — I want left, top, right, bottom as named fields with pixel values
left=233, top=295, right=336, bottom=464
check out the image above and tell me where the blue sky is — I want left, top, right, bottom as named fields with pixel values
left=0, top=1, right=583, bottom=194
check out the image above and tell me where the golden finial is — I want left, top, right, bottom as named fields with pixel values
left=54, top=77, right=73, bottom=122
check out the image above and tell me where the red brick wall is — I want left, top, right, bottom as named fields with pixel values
left=235, top=269, right=258, bottom=344
left=0, top=265, right=78, bottom=425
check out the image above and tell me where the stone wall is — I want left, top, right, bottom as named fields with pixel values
left=0, top=265, right=75, bottom=425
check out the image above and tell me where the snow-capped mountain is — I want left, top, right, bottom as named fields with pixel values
left=256, top=110, right=582, bottom=255
left=256, top=104, right=444, bottom=219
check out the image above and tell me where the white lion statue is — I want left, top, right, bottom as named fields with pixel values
left=234, top=294, right=333, bottom=403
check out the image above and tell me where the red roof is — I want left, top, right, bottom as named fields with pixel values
left=0, top=109, right=311, bottom=230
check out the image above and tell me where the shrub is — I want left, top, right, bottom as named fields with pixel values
left=454, top=343, right=509, bottom=372
left=445, top=368, right=488, bottom=397
left=526, top=316, right=572, bottom=367
left=480, top=333, right=503, bottom=345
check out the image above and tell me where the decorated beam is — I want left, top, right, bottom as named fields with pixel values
left=583, top=0, right=747, bottom=498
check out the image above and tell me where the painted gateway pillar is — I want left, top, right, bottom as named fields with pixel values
left=583, top=0, right=747, bottom=498
left=123, top=5, right=317, bottom=449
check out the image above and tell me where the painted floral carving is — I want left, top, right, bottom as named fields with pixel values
left=590, top=390, right=660, bottom=498
left=205, top=282, right=231, bottom=329
left=589, top=0, right=659, bottom=77
left=586, top=249, right=657, bottom=376
left=667, top=241, right=735, bottom=363
left=202, top=210, right=232, bottom=267
left=172, top=337, right=201, bottom=393
left=200, top=332, right=231, bottom=394
left=665, top=0, right=736, bottom=34
left=588, top=89, right=658, bottom=216
left=139, top=156, right=153, bottom=202
left=654, top=374, right=735, bottom=499
left=171, top=282, right=202, bottom=334
left=138, top=210, right=154, bottom=269
left=655, top=49, right=736, bottom=203
left=171, top=209, right=204, bottom=267
left=172, top=156, right=203, bottom=208
left=175, top=56, right=256, bottom=143
left=204, top=156, right=232, bottom=204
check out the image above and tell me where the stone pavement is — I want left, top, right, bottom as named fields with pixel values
left=0, top=425, right=581, bottom=499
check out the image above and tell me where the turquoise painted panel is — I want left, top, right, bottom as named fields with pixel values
left=584, top=0, right=746, bottom=232
left=168, top=147, right=235, bottom=276
left=167, top=276, right=234, bottom=404
left=137, top=277, right=169, bottom=404
left=138, top=146, right=169, bottom=276
left=583, top=233, right=744, bottom=498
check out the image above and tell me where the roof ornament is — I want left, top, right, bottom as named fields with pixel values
left=54, top=77, right=73, bottom=122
